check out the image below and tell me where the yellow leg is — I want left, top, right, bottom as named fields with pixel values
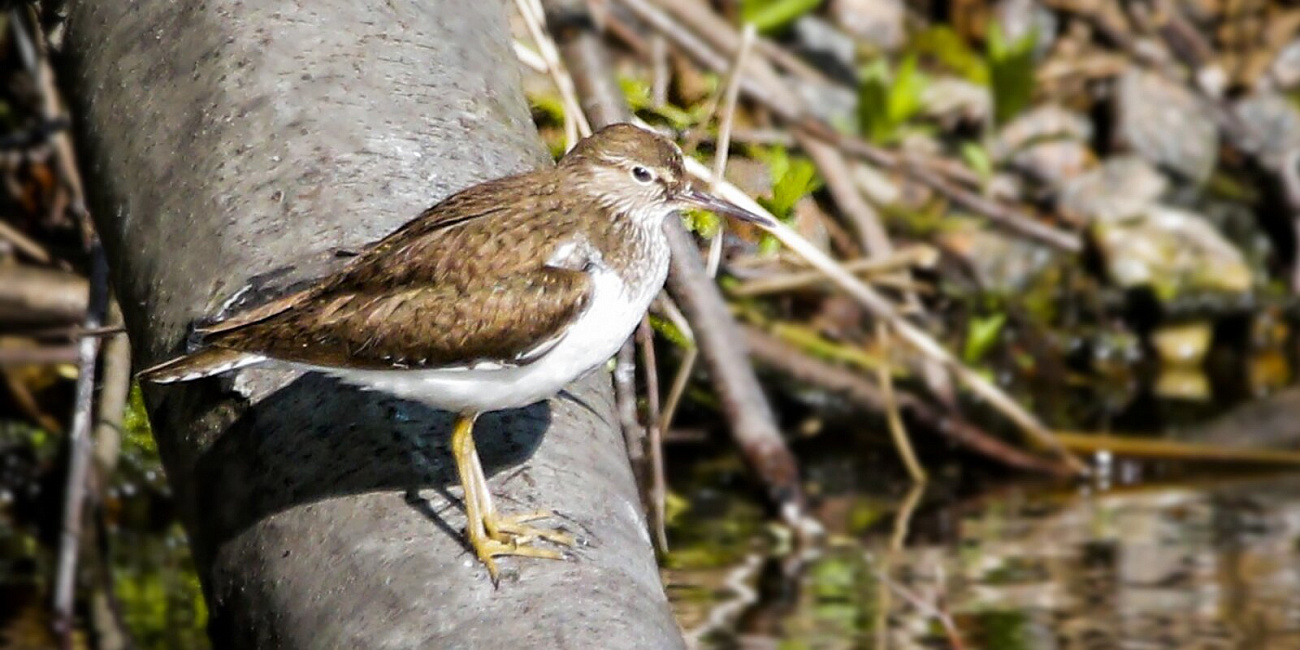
left=466, top=431, right=577, bottom=548
left=450, top=412, right=573, bottom=581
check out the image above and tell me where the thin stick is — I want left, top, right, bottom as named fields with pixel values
left=0, top=218, right=51, bottom=263
left=705, top=23, right=753, bottom=276
left=614, top=340, right=646, bottom=468
left=637, top=318, right=668, bottom=552
left=514, top=0, right=592, bottom=144
left=729, top=245, right=938, bottom=297
left=650, top=35, right=669, bottom=108
left=0, top=345, right=79, bottom=366
left=877, top=323, right=925, bottom=482
left=1054, top=432, right=1300, bottom=465
left=513, top=40, right=548, bottom=74
left=657, top=350, right=695, bottom=433
left=659, top=24, right=754, bottom=431
left=53, top=243, right=109, bottom=648
left=91, top=299, right=130, bottom=490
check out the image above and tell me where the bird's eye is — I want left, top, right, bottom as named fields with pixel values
left=631, top=166, right=655, bottom=184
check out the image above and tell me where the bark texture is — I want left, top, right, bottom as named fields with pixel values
left=64, top=1, right=684, bottom=647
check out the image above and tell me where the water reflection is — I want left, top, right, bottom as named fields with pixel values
left=667, top=467, right=1300, bottom=649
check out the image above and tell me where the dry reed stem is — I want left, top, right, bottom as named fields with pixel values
left=659, top=24, right=753, bottom=433
left=729, top=245, right=938, bottom=297
left=515, top=0, right=592, bottom=144
left=877, top=323, right=925, bottom=482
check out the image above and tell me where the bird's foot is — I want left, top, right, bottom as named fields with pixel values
left=485, top=510, right=576, bottom=548
left=468, top=511, right=571, bottom=583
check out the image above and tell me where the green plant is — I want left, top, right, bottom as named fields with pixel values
left=857, top=56, right=928, bottom=143
left=987, top=23, right=1037, bottom=124
left=740, top=0, right=822, bottom=34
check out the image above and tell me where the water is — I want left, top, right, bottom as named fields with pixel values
left=665, top=452, right=1300, bottom=649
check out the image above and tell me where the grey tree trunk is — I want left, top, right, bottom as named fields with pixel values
left=63, top=1, right=684, bottom=647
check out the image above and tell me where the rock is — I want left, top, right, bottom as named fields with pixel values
left=830, top=0, right=904, bottom=52
left=1154, top=365, right=1210, bottom=401
left=1092, top=205, right=1253, bottom=299
left=1058, top=156, right=1167, bottom=225
left=851, top=161, right=901, bottom=206
left=935, top=218, right=1058, bottom=293
left=994, top=105, right=1096, bottom=188
left=995, top=0, right=1058, bottom=60
left=788, top=76, right=857, bottom=131
left=995, top=105, right=1093, bottom=155
left=790, top=16, right=856, bottom=84
left=1150, top=321, right=1213, bottom=366
left=1115, top=69, right=1218, bottom=183
left=1267, top=39, right=1300, bottom=90
left=1233, top=91, right=1300, bottom=170
left=920, top=76, right=992, bottom=127
left=1010, top=140, right=1095, bottom=188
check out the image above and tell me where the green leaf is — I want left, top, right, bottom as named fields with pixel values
left=959, top=141, right=994, bottom=185
left=769, top=157, right=821, bottom=217
left=887, top=55, right=926, bottom=124
left=619, top=76, right=700, bottom=130
left=857, top=59, right=893, bottom=143
left=858, top=56, right=928, bottom=143
left=987, top=22, right=1037, bottom=124
left=908, top=26, right=988, bottom=84
left=741, top=0, right=822, bottom=34
left=963, top=313, right=1007, bottom=363
left=528, top=93, right=566, bottom=125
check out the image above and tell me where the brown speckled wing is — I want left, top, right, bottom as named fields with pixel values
left=194, top=168, right=600, bottom=369
left=204, top=268, right=591, bottom=369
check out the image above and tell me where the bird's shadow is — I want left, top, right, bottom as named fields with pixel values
left=177, top=372, right=551, bottom=562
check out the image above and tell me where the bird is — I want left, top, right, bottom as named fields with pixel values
left=138, top=123, right=771, bottom=580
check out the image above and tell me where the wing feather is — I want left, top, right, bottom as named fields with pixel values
left=203, top=267, right=592, bottom=370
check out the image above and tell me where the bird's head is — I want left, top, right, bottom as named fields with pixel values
left=559, top=123, right=773, bottom=228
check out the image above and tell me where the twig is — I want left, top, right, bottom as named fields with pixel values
left=15, top=6, right=87, bottom=225
left=659, top=21, right=752, bottom=440
left=515, top=0, right=593, bottom=145
left=728, top=245, right=938, bottom=297
left=1055, top=431, right=1300, bottom=465
left=650, top=35, right=669, bottom=109
left=614, top=339, right=645, bottom=467
left=637, top=318, right=668, bottom=552
left=53, top=242, right=108, bottom=648
left=798, top=134, right=891, bottom=257
left=0, top=264, right=90, bottom=324
left=706, top=22, right=752, bottom=275
left=9, top=324, right=127, bottom=342
left=0, top=218, right=52, bottom=263
left=0, top=344, right=79, bottom=366
left=91, top=298, right=130, bottom=497
left=513, top=40, right=549, bottom=74
left=877, top=324, right=925, bottom=481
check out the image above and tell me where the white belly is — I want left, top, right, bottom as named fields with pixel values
left=311, top=262, right=665, bottom=413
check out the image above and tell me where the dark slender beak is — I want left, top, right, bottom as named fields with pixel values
left=676, top=185, right=775, bottom=227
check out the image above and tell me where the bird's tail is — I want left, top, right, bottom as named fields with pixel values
left=137, top=348, right=267, bottom=384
